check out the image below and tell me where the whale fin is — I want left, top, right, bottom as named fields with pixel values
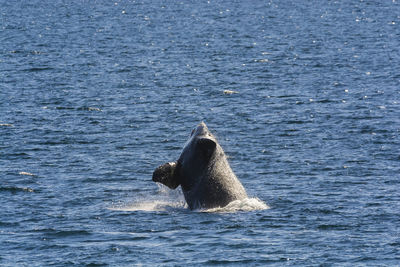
left=152, top=162, right=180, bottom=189
left=198, top=138, right=216, bottom=159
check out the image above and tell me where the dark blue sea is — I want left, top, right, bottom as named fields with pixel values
left=1, top=0, right=400, bottom=266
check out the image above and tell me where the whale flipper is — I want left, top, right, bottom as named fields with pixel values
left=152, top=162, right=180, bottom=189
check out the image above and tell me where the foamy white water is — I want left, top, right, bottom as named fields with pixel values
left=110, top=184, right=268, bottom=212
left=110, top=200, right=187, bottom=212
left=109, top=184, right=187, bottom=211
left=203, top=198, right=270, bottom=213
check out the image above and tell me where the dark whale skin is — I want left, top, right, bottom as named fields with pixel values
left=153, top=122, right=247, bottom=210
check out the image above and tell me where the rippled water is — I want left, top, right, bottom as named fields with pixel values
left=1, top=0, right=400, bottom=266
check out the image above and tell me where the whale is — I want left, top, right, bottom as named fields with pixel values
left=152, top=122, right=248, bottom=210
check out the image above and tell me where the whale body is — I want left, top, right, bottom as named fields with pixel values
left=152, top=122, right=247, bottom=210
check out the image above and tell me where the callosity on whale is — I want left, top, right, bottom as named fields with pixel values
left=152, top=122, right=247, bottom=210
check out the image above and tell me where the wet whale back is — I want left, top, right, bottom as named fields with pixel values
left=184, top=142, right=247, bottom=209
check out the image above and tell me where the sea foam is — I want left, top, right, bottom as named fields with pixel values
left=110, top=184, right=268, bottom=212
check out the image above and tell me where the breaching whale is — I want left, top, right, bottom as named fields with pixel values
left=152, top=122, right=247, bottom=210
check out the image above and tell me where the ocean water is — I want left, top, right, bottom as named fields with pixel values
left=1, top=0, right=400, bottom=266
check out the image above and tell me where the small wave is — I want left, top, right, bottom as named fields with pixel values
left=19, top=171, right=35, bottom=176
left=33, top=228, right=92, bottom=238
left=0, top=186, right=34, bottom=193
left=223, top=90, right=239, bottom=95
left=23, top=67, right=53, bottom=72
left=0, top=123, right=14, bottom=127
left=203, top=198, right=269, bottom=213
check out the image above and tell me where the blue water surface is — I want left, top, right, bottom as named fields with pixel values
left=1, top=0, right=400, bottom=266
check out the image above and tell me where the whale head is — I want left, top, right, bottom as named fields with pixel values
left=177, top=122, right=217, bottom=190
left=152, top=122, right=217, bottom=190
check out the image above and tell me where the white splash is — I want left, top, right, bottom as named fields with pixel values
left=203, top=198, right=269, bottom=213
left=19, top=171, right=35, bottom=176
left=109, top=184, right=186, bottom=212
left=110, top=200, right=186, bottom=212
left=109, top=184, right=268, bottom=213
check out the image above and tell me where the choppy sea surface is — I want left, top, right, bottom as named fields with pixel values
left=1, top=0, right=400, bottom=266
